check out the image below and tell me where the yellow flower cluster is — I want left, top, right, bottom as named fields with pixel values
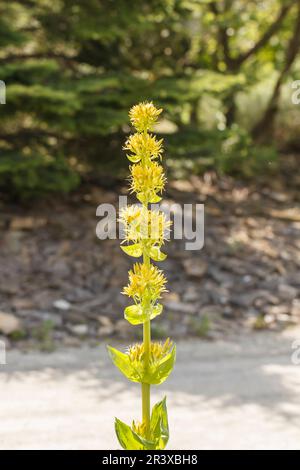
left=129, top=102, right=162, bottom=133
left=123, top=263, right=167, bottom=302
left=126, top=103, right=165, bottom=205
left=127, top=338, right=174, bottom=367
left=119, top=205, right=170, bottom=246
left=110, top=103, right=174, bottom=451
left=130, top=161, right=165, bottom=203
left=124, top=133, right=163, bottom=163
left=132, top=420, right=147, bottom=439
left=120, top=204, right=142, bottom=225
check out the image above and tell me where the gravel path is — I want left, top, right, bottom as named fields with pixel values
left=1, top=177, right=300, bottom=346
left=1, top=327, right=300, bottom=450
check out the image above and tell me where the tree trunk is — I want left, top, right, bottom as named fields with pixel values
left=252, top=3, right=300, bottom=143
left=209, top=1, right=295, bottom=129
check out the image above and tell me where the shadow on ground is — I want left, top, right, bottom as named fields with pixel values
left=1, top=327, right=300, bottom=449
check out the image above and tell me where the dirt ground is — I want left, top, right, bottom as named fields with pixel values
left=1, top=163, right=300, bottom=449
left=0, top=167, right=300, bottom=349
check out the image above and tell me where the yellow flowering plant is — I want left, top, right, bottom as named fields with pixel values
left=107, top=102, right=176, bottom=450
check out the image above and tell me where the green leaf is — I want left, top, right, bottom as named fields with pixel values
left=115, top=399, right=170, bottom=450
left=149, top=193, right=162, bottom=203
left=149, top=246, right=167, bottom=261
left=121, top=243, right=143, bottom=257
left=115, top=418, right=158, bottom=450
left=155, top=344, right=176, bottom=384
left=124, top=304, right=145, bottom=325
left=124, top=303, right=163, bottom=325
left=143, top=343, right=176, bottom=385
left=150, top=303, right=163, bottom=321
left=150, top=397, right=169, bottom=449
left=107, top=340, right=175, bottom=386
left=107, top=345, right=142, bottom=382
left=115, top=418, right=145, bottom=450
left=136, top=192, right=146, bottom=204
left=127, top=154, right=141, bottom=163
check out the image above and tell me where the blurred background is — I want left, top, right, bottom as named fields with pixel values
left=0, top=0, right=300, bottom=450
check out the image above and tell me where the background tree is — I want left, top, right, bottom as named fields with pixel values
left=0, top=0, right=299, bottom=198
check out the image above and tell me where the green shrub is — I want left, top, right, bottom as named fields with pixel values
left=0, top=151, right=79, bottom=199
left=165, top=126, right=278, bottom=179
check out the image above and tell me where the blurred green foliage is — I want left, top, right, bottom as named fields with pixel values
left=0, top=0, right=299, bottom=197
left=166, top=125, right=277, bottom=178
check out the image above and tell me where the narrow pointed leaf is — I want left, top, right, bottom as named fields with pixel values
left=150, top=397, right=169, bottom=449
left=155, top=344, right=176, bottom=384
left=142, top=342, right=175, bottom=385
left=115, top=418, right=145, bottom=450
left=107, top=345, right=141, bottom=382
left=115, top=418, right=157, bottom=450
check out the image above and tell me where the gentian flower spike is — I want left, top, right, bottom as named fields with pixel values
left=107, top=102, right=175, bottom=450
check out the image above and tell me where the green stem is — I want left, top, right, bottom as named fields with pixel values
left=142, top=249, right=151, bottom=437
left=141, top=129, right=152, bottom=439
left=141, top=376, right=150, bottom=435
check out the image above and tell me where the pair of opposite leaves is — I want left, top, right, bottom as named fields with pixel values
left=107, top=343, right=176, bottom=385
left=115, top=397, right=169, bottom=450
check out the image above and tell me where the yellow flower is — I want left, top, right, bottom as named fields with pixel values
left=129, top=102, right=162, bottom=133
left=126, top=339, right=175, bottom=388
left=145, top=210, right=171, bottom=246
left=132, top=420, right=147, bottom=439
left=119, top=205, right=143, bottom=244
left=123, top=262, right=167, bottom=301
left=127, top=338, right=173, bottom=365
left=119, top=205, right=142, bottom=225
left=108, top=339, right=176, bottom=386
left=119, top=205, right=171, bottom=245
left=130, top=161, right=165, bottom=203
left=124, top=133, right=163, bottom=162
